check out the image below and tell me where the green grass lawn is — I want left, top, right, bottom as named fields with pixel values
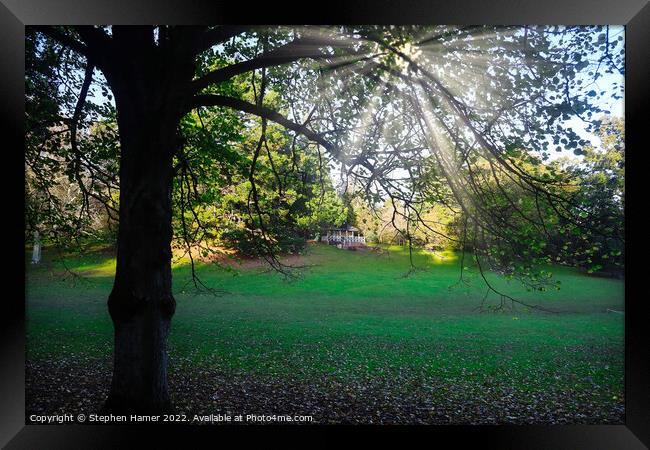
left=25, top=243, right=624, bottom=423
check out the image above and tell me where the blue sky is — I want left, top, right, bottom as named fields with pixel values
left=550, top=26, right=625, bottom=157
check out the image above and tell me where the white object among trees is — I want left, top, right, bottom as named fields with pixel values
left=32, top=230, right=41, bottom=264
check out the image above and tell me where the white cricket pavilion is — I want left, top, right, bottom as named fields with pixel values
left=320, top=224, right=366, bottom=247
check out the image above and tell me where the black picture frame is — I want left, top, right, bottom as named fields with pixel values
left=2, top=1, right=648, bottom=447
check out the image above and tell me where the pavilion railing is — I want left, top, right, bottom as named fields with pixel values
left=320, top=235, right=366, bottom=245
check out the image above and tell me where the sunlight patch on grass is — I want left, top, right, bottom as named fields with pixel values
left=425, top=248, right=459, bottom=264
left=66, top=257, right=116, bottom=277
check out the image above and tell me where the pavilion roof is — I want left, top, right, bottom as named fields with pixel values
left=326, top=225, right=360, bottom=232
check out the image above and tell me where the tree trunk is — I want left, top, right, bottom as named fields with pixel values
left=93, top=27, right=200, bottom=413
left=102, top=80, right=180, bottom=414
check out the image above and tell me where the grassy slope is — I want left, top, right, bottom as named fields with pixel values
left=26, top=243, right=624, bottom=414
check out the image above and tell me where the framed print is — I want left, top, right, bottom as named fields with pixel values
left=2, top=0, right=649, bottom=448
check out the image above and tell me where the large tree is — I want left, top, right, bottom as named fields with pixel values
left=27, top=25, right=623, bottom=412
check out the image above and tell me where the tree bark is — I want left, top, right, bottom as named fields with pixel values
left=102, top=76, right=181, bottom=414
left=90, top=27, right=199, bottom=414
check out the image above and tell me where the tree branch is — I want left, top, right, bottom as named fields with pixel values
left=195, top=26, right=250, bottom=54
left=34, top=26, right=113, bottom=69
left=190, top=36, right=346, bottom=94
left=72, top=26, right=112, bottom=57
left=187, top=94, right=338, bottom=156
left=32, top=26, right=89, bottom=57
